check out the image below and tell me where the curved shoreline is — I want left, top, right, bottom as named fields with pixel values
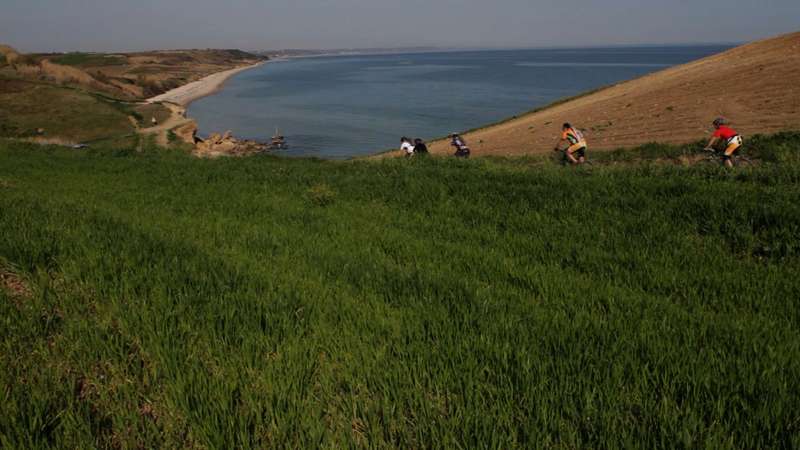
left=146, top=62, right=265, bottom=106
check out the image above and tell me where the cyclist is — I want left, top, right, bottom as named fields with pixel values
left=450, top=133, right=470, bottom=158
left=554, top=123, right=587, bottom=165
left=400, top=137, right=415, bottom=157
left=413, top=138, right=429, bottom=156
left=704, top=117, right=742, bottom=168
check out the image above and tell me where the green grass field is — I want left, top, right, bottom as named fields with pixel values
left=1, top=135, right=799, bottom=448
left=0, top=77, right=135, bottom=142
left=0, top=75, right=173, bottom=146
left=132, top=103, right=173, bottom=128
left=49, top=53, right=127, bottom=68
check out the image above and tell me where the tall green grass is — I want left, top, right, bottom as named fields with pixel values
left=1, top=136, right=799, bottom=448
left=0, top=79, right=136, bottom=142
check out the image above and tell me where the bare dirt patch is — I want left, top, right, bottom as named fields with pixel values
left=1, top=267, right=32, bottom=300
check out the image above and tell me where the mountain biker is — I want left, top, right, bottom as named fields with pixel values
left=413, top=138, right=429, bottom=156
left=554, top=123, right=587, bottom=164
left=450, top=133, right=470, bottom=158
left=400, top=137, right=415, bottom=157
left=704, top=117, right=742, bottom=168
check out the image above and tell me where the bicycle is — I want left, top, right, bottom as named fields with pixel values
left=554, top=147, right=592, bottom=166
left=700, top=147, right=754, bottom=167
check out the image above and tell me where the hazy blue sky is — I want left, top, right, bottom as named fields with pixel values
left=2, top=0, right=798, bottom=52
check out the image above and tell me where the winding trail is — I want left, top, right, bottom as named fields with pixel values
left=138, top=103, right=193, bottom=146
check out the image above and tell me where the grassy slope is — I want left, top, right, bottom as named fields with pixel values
left=49, top=53, right=127, bottom=68
left=1, top=137, right=799, bottom=448
left=0, top=75, right=175, bottom=143
left=0, top=77, right=135, bottom=142
left=132, top=103, right=173, bottom=127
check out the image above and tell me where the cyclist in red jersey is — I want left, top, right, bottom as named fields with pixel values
left=705, top=117, right=743, bottom=168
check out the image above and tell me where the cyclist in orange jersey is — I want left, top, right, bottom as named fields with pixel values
left=554, top=123, right=587, bottom=164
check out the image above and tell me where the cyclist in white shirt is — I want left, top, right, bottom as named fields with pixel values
left=450, top=133, right=470, bottom=158
left=400, top=137, right=415, bottom=157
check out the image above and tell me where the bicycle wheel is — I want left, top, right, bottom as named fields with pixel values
left=697, top=155, right=722, bottom=167
left=735, top=155, right=755, bottom=167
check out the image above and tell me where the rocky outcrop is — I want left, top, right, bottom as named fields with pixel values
left=173, top=121, right=199, bottom=144
left=162, top=116, right=268, bottom=157
left=194, top=130, right=268, bottom=158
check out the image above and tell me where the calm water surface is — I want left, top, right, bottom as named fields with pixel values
left=189, top=46, right=729, bottom=159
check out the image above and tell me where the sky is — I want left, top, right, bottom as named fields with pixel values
left=1, top=0, right=799, bottom=53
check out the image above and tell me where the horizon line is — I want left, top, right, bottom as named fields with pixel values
left=12, top=40, right=746, bottom=56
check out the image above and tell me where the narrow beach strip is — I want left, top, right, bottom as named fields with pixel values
left=146, top=62, right=265, bottom=106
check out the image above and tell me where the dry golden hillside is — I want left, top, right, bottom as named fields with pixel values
left=424, top=32, right=800, bottom=157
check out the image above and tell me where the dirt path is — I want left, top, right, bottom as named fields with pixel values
left=138, top=103, right=193, bottom=146
left=394, top=32, right=800, bottom=158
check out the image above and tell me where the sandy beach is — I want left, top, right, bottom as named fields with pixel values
left=146, top=62, right=265, bottom=106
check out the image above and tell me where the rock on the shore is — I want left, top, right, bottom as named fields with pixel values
left=194, top=130, right=268, bottom=158
left=173, top=121, right=199, bottom=144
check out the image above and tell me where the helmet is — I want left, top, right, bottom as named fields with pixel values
left=713, top=117, right=727, bottom=127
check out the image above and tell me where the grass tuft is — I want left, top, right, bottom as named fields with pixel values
left=307, top=182, right=337, bottom=207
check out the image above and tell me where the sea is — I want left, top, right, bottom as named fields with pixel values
left=188, top=46, right=731, bottom=159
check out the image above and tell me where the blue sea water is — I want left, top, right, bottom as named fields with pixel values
left=188, top=46, right=730, bottom=159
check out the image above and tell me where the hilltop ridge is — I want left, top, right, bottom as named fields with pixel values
left=0, top=46, right=265, bottom=100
